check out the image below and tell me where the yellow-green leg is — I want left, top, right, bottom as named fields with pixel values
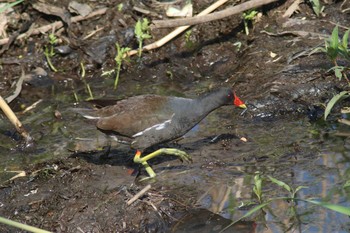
left=133, top=149, right=192, bottom=178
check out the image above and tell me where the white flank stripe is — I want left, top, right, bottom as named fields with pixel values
left=109, top=135, right=129, bottom=144
left=155, top=119, right=171, bottom=130
left=133, top=114, right=174, bottom=137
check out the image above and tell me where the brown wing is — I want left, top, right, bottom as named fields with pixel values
left=95, top=95, right=175, bottom=137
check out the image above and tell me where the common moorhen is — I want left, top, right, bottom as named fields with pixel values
left=73, top=88, right=246, bottom=178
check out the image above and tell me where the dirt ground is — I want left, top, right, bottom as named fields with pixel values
left=0, top=0, right=349, bottom=232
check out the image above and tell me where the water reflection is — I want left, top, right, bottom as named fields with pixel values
left=192, top=118, right=350, bottom=233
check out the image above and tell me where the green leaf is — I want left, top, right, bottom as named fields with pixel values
left=141, top=34, right=152, bottom=40
left=334, top=66, right=344, bottom=79
left=48, top=33, right=58, bottom=46
left=141, top=18, right=150, bottom=30
left=294, top=186, right=308, bottom=193
left=327, top=66, right=345, bottom=80
left=220, top=201, right=271, bottom=233
left=326, top=47, right=339, bottom=61
left=0, top=0, right=24, bottom=14
left=310, top=0, right=323, bottom=17
left=324, top=91, right=350, bottom=120
left=134, top=20, right=142, bottom=40
left=339, top=29, right=350, bottom=60
left=342, top=29, right=349, bottom=51
left=302, top=199, right=350, bottom=216
left=117, top=3, right=123, bottom=12
left=344, top=180, right=350, bottom=188
left=253, top=173, right=262, bottom=202
left=268, top=176, right=292, bottom=193
left=243, top=10, right=258, bottom=20
left=330, top=26, right=339, bottom=50
left=309, top=46, right=326, bottom=56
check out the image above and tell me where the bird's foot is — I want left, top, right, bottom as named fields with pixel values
left=133, top=148, right=192, bottom=178
left=157, top=148, right=192, bottom=163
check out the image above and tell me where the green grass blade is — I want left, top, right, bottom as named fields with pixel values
left=220, top=201, right=271, bottom=233
left=324, top=91, right=349, bottom=120
left=342, top=29, right=349, bottom=51
left=253, top=173, right=262, bottom=202
left=344, top=180, right=350, bottom=188
left=294, top=186, right=308, bottom=193
left=330, top=26, right=339, bottom=50
left=301, top=199, right=350, bottom=215
left=0, top=216, right=51, bottom=233
left=268, top=175, right=292, bottom=193
left=0, top=0, right=24, bottom=14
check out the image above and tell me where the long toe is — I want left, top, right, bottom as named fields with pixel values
left=176, top=150, right=192, bottom=163
left=159, top=148, right=192, bottom=163
left=167, top=148, right=192, bottom=163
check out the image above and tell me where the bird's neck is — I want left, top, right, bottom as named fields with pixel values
left=194, top=91, right=226, bottom=116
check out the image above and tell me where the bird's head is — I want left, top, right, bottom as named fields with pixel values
left=233, top=93, right=247, bottom=109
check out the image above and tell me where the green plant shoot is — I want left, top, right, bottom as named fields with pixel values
left=309, top=0, right=324, bottom=17
left=114, top=43, right=131, bottom=90
left=268, top=175, right=308, bottom=199
left=79, top=62, right=94, bottom=100
left=310, top=26, right=350, bottom=120
left=134, top=18, right=152, bottom=57
left=117, top=3, right=123, bottom=12
left=0, top=0, right=24, bottom=14
left=253, top=172, right=263, bottom=203
left=312, top=26, right=350, bottom=82
left=184, top=30, right=194, bottom=48
left=221, top=172, right=350, bottom=232
left=324, top=91, right=350, bottom=120
left=243, top=10, right=258, bottom=35
left=44, top=33, right=58, bottom=72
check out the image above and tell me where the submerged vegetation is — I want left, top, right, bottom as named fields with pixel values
left=222, top=172, right=350, bottom=232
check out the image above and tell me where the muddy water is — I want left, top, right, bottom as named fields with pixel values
left=155, top=114, right=350, bottom=232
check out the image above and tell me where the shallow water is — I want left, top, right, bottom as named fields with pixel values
left=1, top=86, right=349, bottom=232
left=167, top=115, right=350, bottom=233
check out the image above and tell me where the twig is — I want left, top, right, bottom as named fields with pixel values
left=0, top=7, right=108, bottom=46
left=152, top=0, right=278, bottom=28
left=82, top=26, right=105, bottom=40
left=0, top=216, right=51, bottom=233
left=22, top=99, right=43, bottom=114
left=126, top=184, right=151, bottom=205
left=0, top=95, right=33, bottom=144
left=320, top=20, right=350, bottom=30
left=7, top=170, right=26, bottom=181
left=282, top=0, right=303, bottom=18
left=127, top=0, right=230, bottom=56
left=260, top=30, right=327, bottom=39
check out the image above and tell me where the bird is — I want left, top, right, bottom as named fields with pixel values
left=73, top=87, right=246, bottom=178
